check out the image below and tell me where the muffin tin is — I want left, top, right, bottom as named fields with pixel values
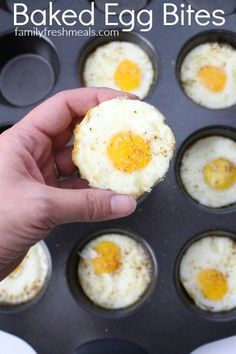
left=0, top=0, right=236, bottom=353
left=0, top=32, right=59, bottom=107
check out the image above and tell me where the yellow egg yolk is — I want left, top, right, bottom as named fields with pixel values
left=198, top=65, right=227, bottom=92
left=91, top=241, right=121, bottom=275
left=203, top=158, right=236, bottom=190
left=197, top=268, right=228, bottom=301
left=107, top=131, right=151, bottom=173
left=114, top=59, right=142, bottom=91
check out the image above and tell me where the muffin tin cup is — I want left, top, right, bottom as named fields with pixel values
left=0, top=31, right=59, bottom=107
left=77, top=30, right=159, bottom=99
left=185, top=0, right=236, bottom=16
left=176, top=29, right=236, bottom=110
left=0, top=241, right=52, bottom=315
left=175, top=230, right=236, bottom=322
left=74, top=338, right=147, bottom=354
left=67, top=228, right=158, bottom=319
left=175, top=125, right=236, bottom=214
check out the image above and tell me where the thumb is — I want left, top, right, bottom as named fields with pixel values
left=45, top=187, right=137, bottom=224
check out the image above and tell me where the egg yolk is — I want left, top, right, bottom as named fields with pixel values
left=114, top=59, right=141, bottom=91
left=197, top=268, right=228, bottom=301
left=107, top=131, right=151, bottom=173
left=198, top=66, right=227, bottom=92
left=91, top=241, right=121, bottom=275
left=203, top=158, right=236, bottom=190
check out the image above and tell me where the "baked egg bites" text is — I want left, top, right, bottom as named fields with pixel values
left=180, top=42, right=236, bottom=109
left=78, top=233, right=152, bottom=309
left=73, top=98, right=175, bottom=199
left=180, top=236, right=236, bottom=312
left=83, top=41, right=155, bottom=99
left=180, top=136, right=236, bottom=208
left=0, top=242, right=50, bottom=305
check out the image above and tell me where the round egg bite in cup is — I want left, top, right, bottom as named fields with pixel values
left=72, top=98, right=175, bottom=199
left=67, top=229, right=158, bottom=318
left=180, top=40, right=236, bottom=110
left=82, top=40, right=156, bottom=100
left=175, top=124, right=236, bottom=214
left=176, top=231, right=236, bottom=321
left=0, top=241, right=51, bottom=313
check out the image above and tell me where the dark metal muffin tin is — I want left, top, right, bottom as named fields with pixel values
left=0, top=0, right=236, bottom=353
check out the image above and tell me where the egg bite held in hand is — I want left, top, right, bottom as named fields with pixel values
left=72, top=98, right=175, bottom=199
left=83, top=41, right=155, bottom=99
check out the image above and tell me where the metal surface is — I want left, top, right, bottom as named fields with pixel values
left=0, top=0, right=235, bottom=353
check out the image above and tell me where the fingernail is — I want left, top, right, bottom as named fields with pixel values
left=111, top=195, right=137, bottom=216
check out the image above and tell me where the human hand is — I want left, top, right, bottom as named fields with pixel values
left=0, top=88, right=137, bottom=279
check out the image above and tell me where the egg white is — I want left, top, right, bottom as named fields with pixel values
left=78, top=234, right=152, bottom=309
left=73, top=98, right=175, bottom=199
left=180, top=136, right=236, bottom=208
left=180, top=42, right=236, bottom=109
left=180, top=236, right=236, bottom=312
left=83, top=41, right=155, bottom=99
left=0, top=242, right=50, bottom=305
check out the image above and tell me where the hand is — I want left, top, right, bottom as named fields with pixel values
left=0, top=88, right=137, bottom=280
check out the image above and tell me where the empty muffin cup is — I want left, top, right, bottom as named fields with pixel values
left=0, top=32, right=59, bottom=107
left=185, top=0, right=236, bottom=16
left=74, top=339, right=147, bottom=354
left=67, top=229, right=158, bottom=318
left=175, top=230, right=236, bottom=321
left=176, top=126, right=236, bottom=213
left=93, top=0, right=150, bottom=13
left=176, top=30, right=236, bottom=110
left=0, top=241, right=52, bottom=314
left=77, top=31, right=158, bottom=100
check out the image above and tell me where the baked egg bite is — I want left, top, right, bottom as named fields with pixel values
left=0, top=242, right=50, bottom=305
left=180, top=136, right=236, bottom=208
left=78, top=233, right=152, bottom=309
left=72, top=98, right=175, bottom=199
left=180, top=236, right=236, bottom=312
left=180, top=42, right=236, bottom=109
left=83, top=41, right=155, bottom=99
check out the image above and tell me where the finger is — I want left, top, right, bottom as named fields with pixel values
left=41, top=155, right=58, bottom=186
left=54, top=146, right=76, bottom=177
left=58, top=178, right=89, bottom=189
left=20, top=88, right=138, bottom=137
left=45, top=187, right=137, bottom=223
left=52, top=127, right=73, bottom=150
